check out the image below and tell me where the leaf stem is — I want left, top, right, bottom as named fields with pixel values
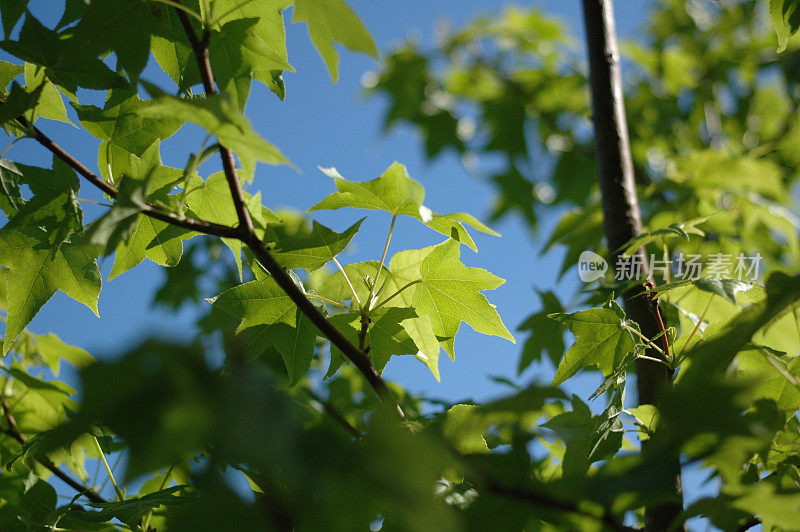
left=372, top=280, right=421, bottom=311
left=76, top=198, right=114, bottom=208
left=142, top=465, right=175, bottom=531
left=0, top=136, right=22, bottom=158
left=92, top=436, right=125, bottom=502
left=760, top=348, right=800, bottom=391
left=105, top=142, right=113, bottom=185
left=637, top=353, right=669, bottom=365
left=307, top=293, right=350, bottom=310
left=369, top=214, right=396, bottom=309
left=676, top=293, right=714, bottom=360
left=332, top=256, right=361, bottom=307
left=147, top=0, right=203, bottom=21
left=621, top=324, right=667, bottom=358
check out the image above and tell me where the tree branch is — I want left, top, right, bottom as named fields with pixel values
left=580, top=1, right=683, bottom=529
left=173, top=3, right=401, bottom=414
left=305, top=389, right=362, bottom=439
left=13, top=114, right=242, bottom=240
left=0, top=5, right=401, bottom=417
left=243, top=234, right=398, bottom=410
left=0, top=397, right=107, bottom=504
left=175, top=7, right=254, bottom=235
left=6, top=108, right=400, bottom=413
left=484, top=480, right=638, bottom=532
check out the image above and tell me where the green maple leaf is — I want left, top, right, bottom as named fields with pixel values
left=381, top=245, right=443, bottom=379
left=517, top=290, right=566, bottom=373
left=309, top=162, right=424, bottom=216
left=56, top=0, right=88, bottom=30
left=211, top=277, right=317, bottom=384
left=411, top=238, right=514, bottom=356
left=8, top=157, right=82, bottom=243
left=150, top=2, right=201, bottom=92
left=0, top=14, right=126, bottom=91
left=0, top=158, right=24, bottom=217
left=736, top=345, right=800, bottom=414
left=619, top=215, right=710, bottom=257
left=74, top=89, right=181, bottom=166
left=0, top=81, right=43, bottom=125
left=308, top=162, right=498, bottom=251
left=87, top=173, right=151, bottom=257
left=0, top=0, right=28, bottom=38
left=271, top=218, right=364, bottom=272
left=211, top=17, right=293, bottom=107
left=542, top=394, right=623, bottom=477
left=12, top=330, right=93, bottom=376
left=329, top=307, right=419, bottom=372
left=549, top=300, right=637, bottom=386
left=23, top=63, right=72, bottom=126
left=655, top=277, right=758, bottom=306
left=771, top=0, right=800, bottom=51
left=139, top=91, right=291, bottom=175
left=108, top=165, right=196, bottom=279
left=291, top=0, right=377, bottom=83
left=203, top=0, right=292, bottom=90
left=0, top=60, right=22, bottom=92
left=185, top=172, right=279, bottom=278
left=0, top=228, right=101, bottom=354
left=71, top=0, right=155, bottom=81
left=72, top=486, right=188, bottom=527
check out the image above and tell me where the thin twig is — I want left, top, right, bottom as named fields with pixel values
left=306, top=389, right=362, bottom=439
left=6, top=104, right=400, bottom=414
left=0, top=397, right=107, bottom=504
left=0, top=136, right=22, bottom=158
left=175, top=6, right=253, bottom=235
left=484, top=479, right=637, bottom=532
left=358, top=315, right=370, bottom=352
left=77, top=198, right=113, bottom=207
left=10, top=112, right=242, bottom=240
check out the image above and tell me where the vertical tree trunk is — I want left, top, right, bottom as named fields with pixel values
left=580, top=1, right=685, bottom=529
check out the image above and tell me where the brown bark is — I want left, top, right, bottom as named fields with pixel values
left=580, top=1, right=684, bottom=529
